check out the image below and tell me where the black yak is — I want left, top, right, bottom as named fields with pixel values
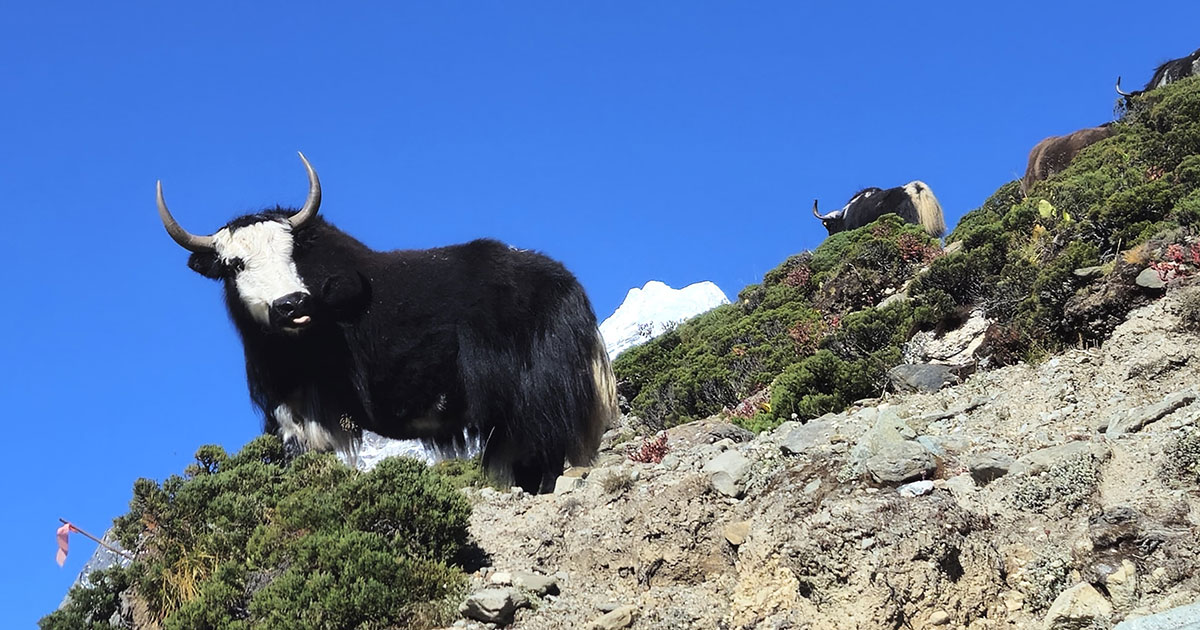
left=1021, top=124, right=1114, bottom=196
left=1116, top=46, right=1200, bottom=103
left=812, top=181, right=946, bottom=238
left=156, top=153, right=617, bottom=493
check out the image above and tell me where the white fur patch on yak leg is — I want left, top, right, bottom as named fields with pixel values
left=272, top=403, right=359, bottom=462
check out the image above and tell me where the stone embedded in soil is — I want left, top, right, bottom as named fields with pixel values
left=589, top=605, right=638, bottom=630
left=928, top=610, right=951, bottom=625
left=1105, top=559, right=1138, bottom=611
left=723, top=520, right=752, bottom=546
left=1043, top=582, right=1112, bottom=630
left=459, top=588, right=530, bottom=625
left=1114, top=600, right=1200, bottom=630
left=1135, top=267, right=1168, bottom=290
left=510, top=570, right=559, bottom=597
left=898, top=480, right=934, bottom=497
left=965, top=452, right=1016, bottom=485
left=775, top=419, right=838, bottom=455
left=703, top=450, right=752, bottom=497
left=851, top=410, right=938, bottom=483
left=553, top=475, right=586, bottom=495
left=887, top=363, right=961, bottom=393
left=1106, top=389, right=1197, bottom=435
left=1018, top=441, right=1109, bottom=475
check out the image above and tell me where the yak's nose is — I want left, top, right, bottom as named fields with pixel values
left=270, top=292, right=313, bottom=329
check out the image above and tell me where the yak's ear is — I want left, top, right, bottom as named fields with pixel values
left=321, top=271, right=370, bottom=315
left=187, top=251, right=223, bottom=279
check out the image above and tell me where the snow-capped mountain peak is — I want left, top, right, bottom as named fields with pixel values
left=599, top=280, right=730, bottom=359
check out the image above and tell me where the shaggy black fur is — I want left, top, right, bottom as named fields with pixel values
left=1119, top=47, right=1200, bottom=106
left=1142, top=47, right=1200, bottom=91
left=818, top=185, right=923, bottom=235
left=186, top=209, right=614, bottom=493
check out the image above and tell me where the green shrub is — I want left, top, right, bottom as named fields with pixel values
left=39, top=567, right=131, bottom=630
left=614, top=216, right=935, bottom=430
left=44, top=437, right=470, bottom=630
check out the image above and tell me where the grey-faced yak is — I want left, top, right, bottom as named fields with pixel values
left=156, top=153, right=617, bottom=493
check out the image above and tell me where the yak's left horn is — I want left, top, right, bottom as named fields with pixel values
left=288, top=152, right=321, bottom=230
left=813, top=199, right=839, bottom=220
left=156, top=181, right=215, bottom=252
left=1115, top=76, right=1134, bottom=97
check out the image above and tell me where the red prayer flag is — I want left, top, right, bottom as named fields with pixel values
left=56, top=522, right=74, bottom=567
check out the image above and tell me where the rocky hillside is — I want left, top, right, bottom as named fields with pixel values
left=450, top=290, right=1200, bottom=630
left=49, top=69, right=1200, bottom=630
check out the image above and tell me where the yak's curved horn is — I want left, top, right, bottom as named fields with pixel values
left=156, top=181, right=215, bottom=252
left=812, top=199, right=840, bottom=220
left=1115, top=76, right=1134, bottom=97
left=288, top=152, right=321, bottom=230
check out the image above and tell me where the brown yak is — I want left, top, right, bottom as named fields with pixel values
left=1020, top=124, right=1114, bottom=196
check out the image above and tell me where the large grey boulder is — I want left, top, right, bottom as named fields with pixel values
left=887, top=364, right=960, bottom=394
left=851, top=410, right=937, bottom=484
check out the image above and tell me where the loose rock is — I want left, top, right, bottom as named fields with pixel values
left=553, top=475, right=586, bottom=495
left=1135, top=268, right=1168, bottom=290
left=965, top=452, right=1015, bottom=485
left=1043, top=582, right=1112, bottom=630
left=589, top=604, right=638, bottom=630
left=856, top=412, right=938, bottom=484
left=898, top=480, right=934, bottom=497
left=723, top=520, right=752, bottom=546
left=1107, top=389, right=1197, bottom=435
left=1105, top=559, right=1138, bottom=611
left=460, top=588, right=530, bottom=625
left=510, top=570, right=559, bottom=597
left=703, top=450, right=752, bottom=497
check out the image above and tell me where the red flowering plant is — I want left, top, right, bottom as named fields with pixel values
left=628, top=433, right=669, bottom=464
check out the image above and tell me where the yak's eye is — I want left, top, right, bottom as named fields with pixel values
left=226, top=258, right=245, bottom=276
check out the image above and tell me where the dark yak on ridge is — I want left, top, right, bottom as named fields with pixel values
left=155, top=153, right=618, bottom=494
left=812, top=181, right=946, bottom=238
left=1116, top=46, right=1200, bottom=104
left=1021, top=124, right=1114, bottom=196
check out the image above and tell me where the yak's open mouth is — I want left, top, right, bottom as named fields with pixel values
left=280, top=315, right=313, bottom=334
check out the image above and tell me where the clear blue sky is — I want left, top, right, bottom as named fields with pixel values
left=2, top=2, right=1196, bottom=625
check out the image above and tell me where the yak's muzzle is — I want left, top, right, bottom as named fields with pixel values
left=271, top=292, right=314, bottom=330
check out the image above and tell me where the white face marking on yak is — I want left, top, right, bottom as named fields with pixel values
left=211, top=220, right=310, bottom=328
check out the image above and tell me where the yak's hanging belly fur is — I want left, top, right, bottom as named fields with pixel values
left=323, top=320, right=467, bottom=446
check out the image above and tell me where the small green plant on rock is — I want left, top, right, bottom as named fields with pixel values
left=1163, top=427, right=1200, bottom=483
left=1008, top=454, right=1102, bottom=514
